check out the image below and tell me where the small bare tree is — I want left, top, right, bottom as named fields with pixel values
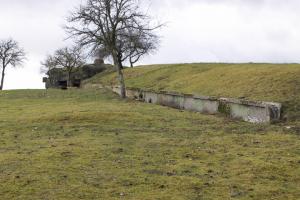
left=41, top=55, right=57, bottom=74
left=0, top=39, right=26, bottom=90
left=41, top=55, right=58, bottom=87
left=66, top=0, right=162, bottom=98
left=52, top=46, right=85, bottom=87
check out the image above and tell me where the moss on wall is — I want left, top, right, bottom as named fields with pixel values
left=218, top=101, right=231, bottom=116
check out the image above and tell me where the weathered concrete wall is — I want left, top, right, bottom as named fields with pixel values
left=219, top=98, right=282, bottom=123
left=112, top=86, right=122, bottom=95
left=102, top=85, right=282, bottom=124
left=157, top=92, right=185, bottom=109
left=81, top=83, right=104, bottom=89
left=144, top=91, right=159, bottom=104
left=188, top=96, right=219, bottom=114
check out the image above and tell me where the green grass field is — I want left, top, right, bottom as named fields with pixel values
left=85, top=63, right=300, bottom=120
left=0, top=89, right=299, bottom=199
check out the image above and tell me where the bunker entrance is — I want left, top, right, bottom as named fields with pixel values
left=58, top=81, right=68, bottom=90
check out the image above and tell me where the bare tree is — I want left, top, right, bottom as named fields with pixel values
left=51, top=46, right=85, bottom=87
left=41, top=55, right=59, bottom=87
left=0, top=39, right=26, bottom=90
left=65, top=0, right=162, bottom=98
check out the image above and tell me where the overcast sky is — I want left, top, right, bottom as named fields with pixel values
left=0, top=0, right=300, bottom=89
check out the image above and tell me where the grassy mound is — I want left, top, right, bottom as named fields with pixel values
left=0, top=89, right=299, bottom=199
left=85, top=63, right=300, bottom=120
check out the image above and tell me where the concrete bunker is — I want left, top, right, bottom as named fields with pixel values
left=72, top=79, right=81, bottom=88
left=58, top=81, right=68, bottom=90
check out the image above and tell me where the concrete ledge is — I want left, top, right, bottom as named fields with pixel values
left=103, top=85, right=282, bottom=124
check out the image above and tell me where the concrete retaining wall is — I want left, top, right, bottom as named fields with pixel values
left=81, top=83, right=104, bottom=89
left=186, top=95, right=219, bottom=114
left=218, top=98, right=282, bottom=123
left=99, top=84, right=282, bottom=124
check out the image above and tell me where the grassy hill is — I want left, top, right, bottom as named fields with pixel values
left=84, top=63, right=300, bottom=120
left=0, top=89, right=299, bottom=199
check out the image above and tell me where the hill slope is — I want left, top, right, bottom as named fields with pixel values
left=84, top=63, right=300, bottom=120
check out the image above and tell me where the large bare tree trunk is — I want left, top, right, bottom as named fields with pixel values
left=116, top=64, right=126, bottom=98
left=130, top=57, right=134, bottom=68
left=113, top=53, right=126, bottom=98
left=0, top=67, right=5, bottom=90
left=67, top=71, right=72, bottom=87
